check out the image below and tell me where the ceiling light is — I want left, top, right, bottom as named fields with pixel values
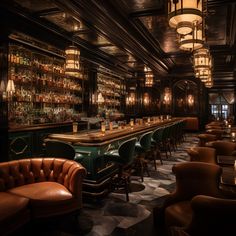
left=179, top=23, right=204, bottom=51
left=65, top=45, right=80, bottom=77
left=168, top=0, right=203, bottom=35
left=144, top=65, right=154, bottom=87
left=193, top=48, right=212, bottom=70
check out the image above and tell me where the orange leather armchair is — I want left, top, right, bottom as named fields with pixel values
left=186, top=147, right=217, bottom=164
left=0, top=158, right=86, bottom=235
left=206, top=129, right=224, bottom=140
left=206, top=140, right=236, bottom=156
left=153, top=162, right=230, bottom=235
left=197, top=133, right=217, bottom=147
left=170, top=196, right=236, bottom=236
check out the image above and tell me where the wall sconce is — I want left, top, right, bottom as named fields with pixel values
left=126, top=92, right=136, bottom=105
left=6, top=79, right=15, bottom=99
left=163, top=87, right=171, bottom=105
left=97, top=92, right=105, bottom=104
left=0, top=80, right=7, bottom=100
left=187, top=94, right=194, bottom=106
left=143, top=93, right=150, bottom=106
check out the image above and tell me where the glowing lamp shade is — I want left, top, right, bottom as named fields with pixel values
left=6, top=79, right=15, bottom=94
left=179, top=25, right=203, bottom=51
left=168, top=0, right=202, bottom=35
left=193, top=48, right=212, bottom=70
left=145, top=73, right=154, bottom=87
left=97, top=92, right=105, bottom=104
left=205, top=80, right=213, bottom=88
left=65, top=45, right=80, bottom=77
left=144, top=65, right=154, bottom=87
left=195, top=69, right=212, bottom=82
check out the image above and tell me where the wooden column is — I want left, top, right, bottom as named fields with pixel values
left=0, top=33, right=9, bottom=162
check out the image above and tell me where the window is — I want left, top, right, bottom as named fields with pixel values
left=210, top=104, right=229, bottom=119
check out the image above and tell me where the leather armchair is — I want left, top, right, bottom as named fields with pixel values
left=206, top=140, right=236, bottom=156
left=153, top=162, right=226, bottom=235
left=186, top=147, right=217, bottom=164
left=0, top=158, right=86, bottom=235
left=206, top=129, right=224, bottom=140
left=170, top=195, right=236, bottom=236
left=197, top=133, right=217, bottom=147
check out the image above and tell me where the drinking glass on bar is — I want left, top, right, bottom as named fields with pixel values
left=72, top=122, right=78, bottom=133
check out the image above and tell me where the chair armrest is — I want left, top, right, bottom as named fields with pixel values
left=62, top=160, right=87, bottom=198
left=184, top=195, right=236, bottom=236
left=170, top=227, right=191, bottom=236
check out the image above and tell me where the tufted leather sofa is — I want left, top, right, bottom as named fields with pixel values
left=0, top=158, right=86, bottom=236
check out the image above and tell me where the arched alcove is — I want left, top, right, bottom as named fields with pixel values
left=173, top=80, right=199, bottom=116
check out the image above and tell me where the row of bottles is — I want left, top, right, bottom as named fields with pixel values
left=10, top=67, right=82, bottom=91
left=97, top=69, right=125, bottom=109
left=12, top=87, right=82, bottom=104
left=96, top=67, right=125, bottom=119
left=8, top=43, right=85, bottom=127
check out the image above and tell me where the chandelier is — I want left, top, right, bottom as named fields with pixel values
left=65, top=45, right=80, bottom=77
left=205, top=77, right=213, bottom=88
left=193, top=47, right=212, bottom=84
left=193, top=48, right=212, bottom=71
left=179, top=22, right=204, bottom=51
left=168, top=0, right=203, bottom=35
left=195, top=69, right=211, bottom=82
left=144, top=65, right=154, bottom=87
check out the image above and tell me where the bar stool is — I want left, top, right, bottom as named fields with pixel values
left=45, top=140, right=76, bottom=159
left=134, top=131, right=153, bottom=182
left=151, top=127, right=164, bottom=167
left=104, top=138, right=137, bottom=201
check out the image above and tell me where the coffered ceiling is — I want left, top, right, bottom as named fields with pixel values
left=1, top=0, right=236, bottom=90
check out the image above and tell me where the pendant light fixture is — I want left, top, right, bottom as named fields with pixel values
left=144, top=65, right=154, bottom=87
left=168, top=0, right=203, bottom=35
left=179, top=22, right=204, bottom=51
left=65, top=45, right=80, bottom=77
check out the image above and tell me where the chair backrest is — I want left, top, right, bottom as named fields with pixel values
left=139, top=131, right=153, bottom=150
left=197, top=133, right=217, bottom=147
left=118, top=138, right=137, bottom=165
left=45, top=140, right=76, bottom=160
left=172, top=162, right=222, bottom=199
left=209, top=141, right=236, bottom=156
left=152, top=127, right=164, bottom=142
left=187, top=147, right=217, bottom=164
left=187, top=195, right=236, bottom=236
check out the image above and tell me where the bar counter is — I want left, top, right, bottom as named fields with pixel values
left=47, top=118, right=181, bottom=197
left=48, top=119, right=177, bottom=146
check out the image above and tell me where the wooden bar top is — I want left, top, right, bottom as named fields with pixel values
left=48, top=119, right=178, bottom=146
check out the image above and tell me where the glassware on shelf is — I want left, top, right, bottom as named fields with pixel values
left=8, top=43, right=86, bottom=127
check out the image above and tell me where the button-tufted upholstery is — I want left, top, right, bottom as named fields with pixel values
left=0, top=158, right=86, bottom=235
